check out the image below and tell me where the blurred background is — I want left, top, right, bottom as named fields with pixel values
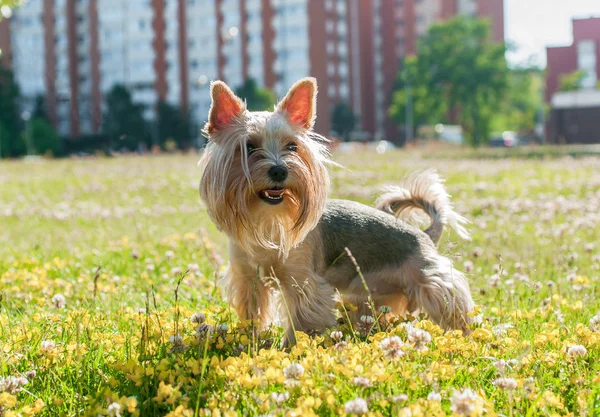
left=0, top=0, right=599, bottom=157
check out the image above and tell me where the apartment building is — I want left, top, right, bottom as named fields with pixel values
left=3, top=0, right=504, bottom=140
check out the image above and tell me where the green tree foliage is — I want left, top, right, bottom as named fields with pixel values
left=157, top=101, right=191, bottom=150
left=0, top=68, right=25, bottom=157
left=331, top=102, right=356, bottom=142
left=234, top=78, right=276, bottom=111
left=559, top=70, right=586, bottom=92
left=389, top=55, right=447, bottom=136
left=30, top=117, right=61, bottom=156
left=0, top=0, right=23, bottom=15
left=389, top=17, right=509, bottom=147
left=492, top=67, right=543, bottom=135
left=102, top=85, right=148, bottom=151
left=32, top=94, right=48, bottom=121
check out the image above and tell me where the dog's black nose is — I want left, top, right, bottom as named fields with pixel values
left=268, top=165, right=288, bottom=182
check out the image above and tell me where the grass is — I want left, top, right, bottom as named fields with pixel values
left=1, top=150, right=600, bottom=416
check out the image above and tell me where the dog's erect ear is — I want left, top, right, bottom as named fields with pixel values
left=206, top=81, right=245, bottom=134
left=276, top=77, right=317, bottom=130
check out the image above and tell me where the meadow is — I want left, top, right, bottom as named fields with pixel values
left=1, top=150, right=600, bottom=417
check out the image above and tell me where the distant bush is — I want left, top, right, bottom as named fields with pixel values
left=0, top=121, right=26, bottom=158
left=31, top=117, right=62, bottom=156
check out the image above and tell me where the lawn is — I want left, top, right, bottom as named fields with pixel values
left=1, top=151, right=600, bottom=417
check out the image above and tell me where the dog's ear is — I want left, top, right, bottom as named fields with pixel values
left=276, top=77, right=317, bottom=130
left=206, top=81, right=245, bottom=134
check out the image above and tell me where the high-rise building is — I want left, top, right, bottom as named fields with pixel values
left=3, top=0, right=504, bottom=140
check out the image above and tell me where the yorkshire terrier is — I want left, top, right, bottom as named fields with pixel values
left=199, top=77, right=475, bottom=344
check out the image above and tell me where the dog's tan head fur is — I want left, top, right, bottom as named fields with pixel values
left=199, top=78, right=330, bottom=257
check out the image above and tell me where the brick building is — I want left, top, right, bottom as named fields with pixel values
left=546, top=17, right=600, bottom=143
left=2, top=0, right=504, bottom=140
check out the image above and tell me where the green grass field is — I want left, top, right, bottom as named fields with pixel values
left=1, top=151, right=600, bottom=417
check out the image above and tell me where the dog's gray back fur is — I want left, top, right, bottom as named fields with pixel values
left=316, top=199, right=432, bottom=277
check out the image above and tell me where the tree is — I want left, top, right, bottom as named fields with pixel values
left=331, top=102, right=356, bottom=142
left=157, top=101, right=191, bottom=150
left=389, top=55, right=448, bottom=138
left=559, top=70, right=586, bottom=92
left=234, top=78, right=276, bottom=111
left=0, top=68, right=25, bottom=157
left=32, top=94, right=48, bottom=121
left=102, top=85, right=148, bottom=151
left=389, top=17, right=509, bottom=147
left=491, top=67, right=543, bottom=136
left=31, top=117, right=61, bottom=156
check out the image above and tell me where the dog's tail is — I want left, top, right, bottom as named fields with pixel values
left=375, top=169, right=470, bottom=245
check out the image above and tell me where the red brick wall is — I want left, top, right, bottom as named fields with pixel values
left=308, top=1, right=329, bottom=135
left=545, top=18, right=600, bottom=103
left=43, top=0, right=57, bottom=127
left=89, top=0, right=102, bottom=132
left=477, top=0, right=505, bottom=44
left=152, top=0, right=167, bottom=101
left=358, top=0, right=375, bottom=136
left=177, top=0, right=189, bottom=110
left=0, top=18, right=11, bottom=69
left=545, top=46, right=578, bottom=102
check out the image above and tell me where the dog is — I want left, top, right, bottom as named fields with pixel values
left=199, top=77, right=475, bottom=344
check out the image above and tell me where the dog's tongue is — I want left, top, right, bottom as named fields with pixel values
left=263, top=189, right=285, bottom=198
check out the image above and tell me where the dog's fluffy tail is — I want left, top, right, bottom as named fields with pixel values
left=375, top=170, right=470, bottom=245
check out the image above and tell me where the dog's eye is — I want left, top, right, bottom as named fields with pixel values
left=285, top=143, right=298, bottom=152
left=246, top=143, right=257, bottom=154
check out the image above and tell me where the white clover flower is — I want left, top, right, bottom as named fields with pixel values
left=165, top=250, right=175, bottom=259
left=390, top=394, right=408, bottom=404
left=51, top=293, right=66, bottom=309
left=330, top=331, right=343, bottom=342
left=190, top=312, right=206, bottom=324
left=493, top=377, right=518, bottom=390
left=492, top=323, right=513, bottom=337
left=334, top=341, right=349, bottom=351
left=270, top=391, right=290, bottom=405
left=589, top=313, right=600, bottom=331
left=283, top=363, right=304, bottom=379
left=427, top=391, right=442, bottom=402
left=408, top=327, right=432, bottom=352
left=40, top=340, right=56, bottom=351
left=380, top=336, right=405, bottom=359
left=169, top=334, right=183, bottom=345
left=352, top=377, right=372, bottom=387
left=196, top=323, right=213, bottom=339
left=0, top=376, right=28, bottom=394
left=494, top=359, right=507, bottom=375
left=450, top=388, right=483, bottom=416
left=379, top=305, right=392, bottom=314
left=567, top=344, right=587, bottom=358
left=106, top=402, right=121, bottom=417
left=344, top=398, right=368, bottom=415
left=359, top=315, right=375, bottom=325
left=171, top=267, right=183, bottom=276
left=463, top=261, right=474, bottom=273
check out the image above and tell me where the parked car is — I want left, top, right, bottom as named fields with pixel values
left=489, top=131, right=519, bottom=147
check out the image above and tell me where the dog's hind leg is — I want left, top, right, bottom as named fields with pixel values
left=279, top=273, right=337, bottom=345
left=410, top=255, right=475, bottom=332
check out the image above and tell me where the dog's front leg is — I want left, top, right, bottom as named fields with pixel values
left=224, top=246, right=274, bottom=328
left=279, top=273, right=336, bottom=346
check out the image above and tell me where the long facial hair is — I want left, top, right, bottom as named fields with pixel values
left=199, top=113, right=331, bottom=258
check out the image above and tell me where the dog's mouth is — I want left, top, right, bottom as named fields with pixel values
left=258, top=188, right=286, bottom=205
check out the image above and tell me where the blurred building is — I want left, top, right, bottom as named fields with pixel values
left=3, top=0, right=504, bottom=139
left=546, top=17, right=600, bottom=143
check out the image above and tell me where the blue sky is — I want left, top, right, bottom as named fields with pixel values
left=506, top=0, right=600, bottom=67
